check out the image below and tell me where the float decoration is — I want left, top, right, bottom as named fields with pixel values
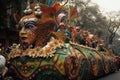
left=6, top=0, right=119, bottom=80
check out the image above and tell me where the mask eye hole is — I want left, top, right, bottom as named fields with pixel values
left=25, top=24, right=34, bottom=30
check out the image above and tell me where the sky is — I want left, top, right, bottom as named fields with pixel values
left=91, top=0, right=120, bottom=39
left=92, top=0, right=120, bottom=12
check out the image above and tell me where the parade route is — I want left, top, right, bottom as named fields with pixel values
left=98, top=71, right=120, bottom=80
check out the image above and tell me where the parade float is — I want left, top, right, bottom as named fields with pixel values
left=7, top=0, right=118, bottom=80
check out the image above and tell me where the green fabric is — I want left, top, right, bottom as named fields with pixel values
left=8, top=43, right=116, bottom=79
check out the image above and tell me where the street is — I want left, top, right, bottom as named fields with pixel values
left=98, top=71, right=120, bottom=80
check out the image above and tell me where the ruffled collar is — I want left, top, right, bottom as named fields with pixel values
left=8, top=39, right=64, bottom=59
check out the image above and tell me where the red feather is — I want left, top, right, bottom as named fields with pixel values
left=53, top=3, right=62, bottom=12
left=69, top=7, right=78, bottom=20
left=70, top=7, right=77, bottom=17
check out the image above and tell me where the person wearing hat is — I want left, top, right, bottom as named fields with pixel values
left=57, top=22, right=66, bottom=34
left=57, top=23, right=66, bottom=35
left=57, top=22, right=71, bottom=42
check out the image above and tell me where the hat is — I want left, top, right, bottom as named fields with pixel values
left=76, top=27, right=80, bottom=30
left=59, top=22, right=65, bottom=26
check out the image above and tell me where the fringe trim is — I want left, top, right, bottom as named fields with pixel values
left=8, top=39, right=64, bottom=59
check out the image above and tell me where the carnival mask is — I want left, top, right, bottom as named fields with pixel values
left=19, top=17, right=39, bottom=49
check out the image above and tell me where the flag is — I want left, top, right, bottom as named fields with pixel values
left=69, top=6, right=78, bottom=20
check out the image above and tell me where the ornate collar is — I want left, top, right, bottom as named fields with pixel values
left=8, top=39, right=64, bottom=59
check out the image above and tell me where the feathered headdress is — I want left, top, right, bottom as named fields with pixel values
left=24, top=0, right=68, bottom=23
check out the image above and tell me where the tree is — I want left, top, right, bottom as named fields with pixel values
left=106, top=11, right=120, bottom=44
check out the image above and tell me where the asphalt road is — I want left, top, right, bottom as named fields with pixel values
left=98, top=71, right=120, bottom=80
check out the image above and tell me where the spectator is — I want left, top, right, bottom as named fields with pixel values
left=77, top=30, right=86, bottom=45
left=57, top=22, right=66, bottom=33
left=75, top=27, right=80, bottom=43
left=57, top=23, right=71, bottom=42
left=0, top=55, right=8, bottom=80
left=70, top=26, right=77, bottom=42
left=91, top=35, right=98, bottom=48
left=97, top=39, right=105, bottom=51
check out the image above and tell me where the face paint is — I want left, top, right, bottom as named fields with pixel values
left=19, top=18, right=39, bottom=48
